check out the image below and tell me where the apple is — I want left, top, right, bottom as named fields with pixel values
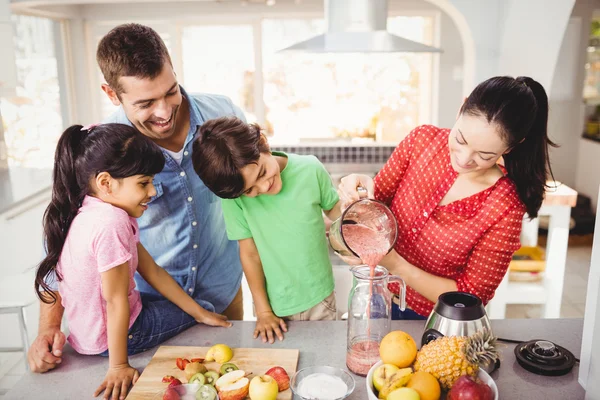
left=265, top=366, right=290, bottom=391
left=205, top=344, right=233, bottom=363
left=249, top=375, right=279, bottom=400
left=386, top=387, right=421, bottom=400
left=372, top=363, right=401, bottom=392
left=447, top=375, right=493, bottom=400
left=215, top=370, right=250, bottom=400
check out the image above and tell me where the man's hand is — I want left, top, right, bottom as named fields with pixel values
left=27, top=328, right=66, bottom=373
left=254, top=311, right=287, bottom=344
left=94, top=363, right=139, bottom=400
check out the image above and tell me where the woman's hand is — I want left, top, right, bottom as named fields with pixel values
left=338, top=174, right=375, bottom=209
left=94, top=364, right=139, bottom=400
left=196, top=310, right=233, bottom=328
left=254, top=311, right=288, bottom=344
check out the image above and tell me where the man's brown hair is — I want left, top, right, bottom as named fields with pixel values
left=192, top=116, right=270, bottom=199
left=96, top=23, right=172, bottom=95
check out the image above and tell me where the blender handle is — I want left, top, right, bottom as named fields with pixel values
left=389, top=275, right=407, bottom=311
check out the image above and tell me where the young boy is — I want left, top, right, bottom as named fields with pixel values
left=192, top=116, right=342, bottom=343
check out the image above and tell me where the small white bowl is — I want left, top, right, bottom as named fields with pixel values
left=291, top=366, right=355, bottom=400
left=365, top=360, right=499, bottom=400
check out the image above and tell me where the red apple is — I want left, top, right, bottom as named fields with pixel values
left=265, top=366, right=290, bottom=391
left=216, top=370, right=250, bottom=400
left=447, top=375, right=494, bottom=400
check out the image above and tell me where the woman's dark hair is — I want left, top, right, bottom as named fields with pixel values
left=192, top=116, right=269, bottom=199
left=460, top=76, right=557, bottom=218
left=35, top=123, right=165, bottom=303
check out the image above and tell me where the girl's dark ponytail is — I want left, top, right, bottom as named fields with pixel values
left=34, top=123, right=165, bottom=304
left=461, top=76, right=557, bottom=219
left=35, top=125, right=87, bottom=303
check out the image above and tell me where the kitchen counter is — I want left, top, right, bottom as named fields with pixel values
left=0, top=167, right=52, bottom=215
left=6, top=319, right=585, bottom=399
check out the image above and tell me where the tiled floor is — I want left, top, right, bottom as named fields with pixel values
left=0, top=245, right=593, bottom=397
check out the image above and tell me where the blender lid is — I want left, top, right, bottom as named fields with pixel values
left=514, top=339, right=576, bottom=376
left=433, top=291, right=487, bottom=321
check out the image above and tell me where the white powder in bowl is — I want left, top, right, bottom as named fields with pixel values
left=297, top=372, right=348, bottom=399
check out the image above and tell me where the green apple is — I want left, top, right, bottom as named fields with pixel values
left=372, top=363, right=401, bottom=392
left=248, top=375, right=279, bottom=400
left=387, top=387, right=421, bottom=400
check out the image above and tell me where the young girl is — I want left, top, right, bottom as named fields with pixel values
left=34, top=123, right=231, bottom=400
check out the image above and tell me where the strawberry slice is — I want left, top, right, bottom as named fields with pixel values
left=168, top=379, right=182, bottom=388
left=175, top=358, right=190, bottom=370
left=388, top=282, right=400, bottom=296
left=190, top=358, right=204, bottom=363
left=162, top=375, right=177, bottom=383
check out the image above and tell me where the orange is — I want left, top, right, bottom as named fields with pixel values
left=379, top=331, right=418, bottom=368
left=406, top=370, right=441, bottom=400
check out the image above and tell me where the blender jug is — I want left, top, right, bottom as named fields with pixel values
left=329, top=198, right=398, bottom=263
left=346, top=265, right=406, bottom=376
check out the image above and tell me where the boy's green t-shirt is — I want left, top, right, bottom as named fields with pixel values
left=221, top=152, right=339, bottom=316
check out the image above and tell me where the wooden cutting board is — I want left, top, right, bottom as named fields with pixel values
left=126, top=346, right=300, bottom=400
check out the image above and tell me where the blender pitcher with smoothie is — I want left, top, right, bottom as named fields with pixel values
left=329, top=197, right=406, bottom=376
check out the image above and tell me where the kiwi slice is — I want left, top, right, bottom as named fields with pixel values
left=195, top=384, right=218, bottom=400
left=188, top=372, right=206, bottom=385
left=219, top=362, right=239, bottom=375
left=203, top=370, right=220, bottom=386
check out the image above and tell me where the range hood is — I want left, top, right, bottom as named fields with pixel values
left=280, top=0, right=442, bottom=53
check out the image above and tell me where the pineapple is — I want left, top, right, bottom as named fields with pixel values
left=413, top=329, right=498, bottom=390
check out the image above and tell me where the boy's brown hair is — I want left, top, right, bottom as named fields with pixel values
left=96, top=23, right=172, bottom=96
left=192, top=116, right=270, bottom=199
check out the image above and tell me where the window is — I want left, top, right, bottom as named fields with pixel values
left=0, top=15, right=64, bottom=167
left=181, top=24, right=255, bottom=122
left=262, top=16, right=434, bottom=143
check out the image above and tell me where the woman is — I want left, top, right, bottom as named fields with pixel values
left=338, top=76, right=555, bottom=319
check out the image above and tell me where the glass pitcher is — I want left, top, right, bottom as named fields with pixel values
left=346, top=265, right=406, bottom=376
left=329, top=198, right=398, bottom=264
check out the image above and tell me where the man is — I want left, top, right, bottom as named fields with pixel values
left=28, top=23, right=244, bottom=372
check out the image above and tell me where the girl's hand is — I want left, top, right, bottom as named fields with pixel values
left=94, top=363, right=139, bottom=400
left=254, top=311, right=288, bottom=344
left=338, top=174, right=375, bottom=209
left=196, top=310, right=232, bottom=328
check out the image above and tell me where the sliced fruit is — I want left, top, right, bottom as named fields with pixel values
left=163, top=387, right=181, bottom=400
left=191, top=358, right=205, bottom=363
left=220, top=362, right=239, bottom=375
left=195, top=384, right=218, bottom=400
left=162, top=375, right=178, bottom=383
left=176, top=357, right=191, bottom=371
left=215, top=370, right=249, bottom=400
left=204, top=370, right=220, bottom=386
left=185, top=362, right=208, bottom=381
left=205, top=344, right=233, bottom=363
left=189, top=372, right=207, bottom=385
left=168, top=379, right=183, bottom=388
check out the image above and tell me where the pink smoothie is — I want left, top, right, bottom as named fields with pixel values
left=346, top=340, right=381, bottom=376
left=342, top=224, right=390, bottom=268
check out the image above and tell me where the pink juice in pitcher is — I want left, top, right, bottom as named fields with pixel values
left=343, top=224, right=391, bottom=376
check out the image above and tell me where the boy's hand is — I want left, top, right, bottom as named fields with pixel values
left=94, top=364, right=139, bottom=400
left=254, top=311, right=287, bottom=344
left=196, top=310, right=233, bottom=328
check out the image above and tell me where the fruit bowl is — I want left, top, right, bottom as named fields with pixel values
left=291, top=366, right=355, bottom=400
left=365, top=361, right=498, bottom=400
left=152, top=383, right=219, bottom=400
